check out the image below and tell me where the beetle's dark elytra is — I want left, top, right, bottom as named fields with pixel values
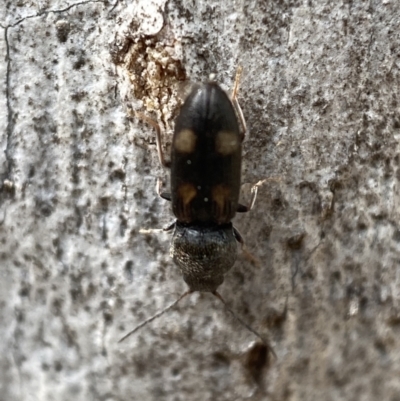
left=171, top=83, right=243, bottom=226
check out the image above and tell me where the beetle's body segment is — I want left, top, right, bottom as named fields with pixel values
left=171, top=83, right=242, bottom=225
left=118, top=72, right=276, bottom=353
left=170, top=222, right=238, bottom=292
left=158, top=82, right=246, bottom=292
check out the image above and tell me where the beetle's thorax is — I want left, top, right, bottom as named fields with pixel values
left=170, top=222, right=238, bottom=292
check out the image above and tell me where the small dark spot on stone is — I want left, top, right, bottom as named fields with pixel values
left=133, top=189, right=144, bottom=200
left=393, top=228, right=400, bottom=242
left=211, top=351, right=230, bottom=369
left=87, top=283, right=96, bottom=298
left=51, top=297, right=63, bottom=315
left=387, top=309, right=400, bottom=326
left=133, top=358, right=148, bottom=378
left=71, top=91, right=87, bottom=102
left=42, top=362, right=50, bottom=371
left=99, top=196, right=109, bottom=210
left=55, top=20, right=71, bottom=43
left=359, top=296, right=368, bottom=312
left=272, top=197, right=284, bottom=210
left=357, top=216, right=368, bottom=230
left=171, top=366, right=180, bottom=376
left=73, top=57, right=86, bottom=70
left=70, top=283, right=82, bottom=302
left=54, top=360, right=63, bottom=372
left=120, top=215, right=128, bottom=236
left=265, top=300, right=288, bottom=328
left=287, top=232, right=305, bottom=250
left=110, top=37, right=133, bottom=64
left=329, top=179, right=343, bottom=192
left=107, top=275, right=115, bottom=287
left=396, top=168, right=400, bottom=182
left=19, top=286, right=30, bottom=297
left=29, top=165, right=35, bottom=177
left=2, top=179, right=15, bottom=196
left=15, top=309, right=24, bottom=322
left=124, top=260, right=134, bottom=282
left=103, top=309, right=113, bottom=324
left=110, top=168, right=126, bottom=181
left=243, top=342, right=268, bottom=384
left=40, top=203, right=53, bottom=217
left=260, top=225, right=272, bottom=240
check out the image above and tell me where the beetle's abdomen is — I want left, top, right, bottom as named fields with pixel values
left=171, top=83, right=242, bottom=224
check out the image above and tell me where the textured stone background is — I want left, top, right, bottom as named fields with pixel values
left=1, top=0, right=400, bottom=400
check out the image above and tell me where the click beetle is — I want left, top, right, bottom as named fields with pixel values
left=120, top=69, right=274, bottom=355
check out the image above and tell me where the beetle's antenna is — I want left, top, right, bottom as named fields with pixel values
left=118, top=290, right=192, bottom=343
left=212, top=291, right=277, bottom=359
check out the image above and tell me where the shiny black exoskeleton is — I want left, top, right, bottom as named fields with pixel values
left=156, top=78, right=257, bottom=292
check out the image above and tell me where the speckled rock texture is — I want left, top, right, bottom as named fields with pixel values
left=1, top=1, right=400, bottom=400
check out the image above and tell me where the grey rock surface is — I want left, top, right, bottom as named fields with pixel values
left=1, top=0, right=400, bottom=400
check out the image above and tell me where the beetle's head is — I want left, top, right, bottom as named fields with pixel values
left=170, top=222, right=238, bottom=292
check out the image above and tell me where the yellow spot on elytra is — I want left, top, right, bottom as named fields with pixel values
left=215, top=131, right=239, bottom=155
left=177, top=183, right=197, bottom=221
left=175, top=129, right=197, bottom=153
left=178, top=183, right=197, bottom=206
left=212, top=185, right=231, bottom=220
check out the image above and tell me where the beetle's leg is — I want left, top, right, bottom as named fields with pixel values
left=231, top=66, right=247, bottom=141
left=139, top=221, right=175, bottom=234
left=231, top=66, right=243, bottom=104
left=233, top=226, right=245, bottom=244
left=136, top=112, right=171, bottom=168
left=156, top=178, right=171, bottom=201
left=163, top=221, right=175, bottom=232
left=159, top=192, right=171, bottom=201
left=237, top=179, right=266, bottom=213
left=233, top=226, right=260, bottom=266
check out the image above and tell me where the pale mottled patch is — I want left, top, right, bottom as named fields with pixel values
left=175, top=129, right=197, bottom=153
left=215, top=131, right=239, bottom=155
